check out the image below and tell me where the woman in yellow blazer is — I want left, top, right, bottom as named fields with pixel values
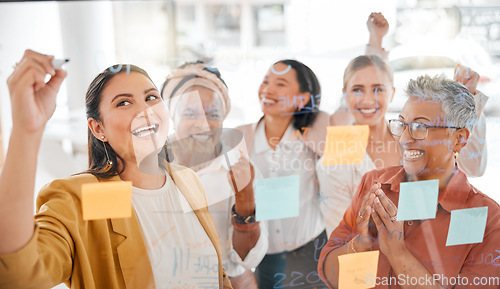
left=0, top=50, right=232, bottom=289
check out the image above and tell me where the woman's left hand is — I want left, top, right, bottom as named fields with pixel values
left=454, top=63, right=479, bottom=95
left=454, top=63, right=490, bottom=116
left=370, top=187, right=407, bottom=256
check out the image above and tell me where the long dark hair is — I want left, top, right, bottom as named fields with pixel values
left=275, top=59, right=321, bottom=133
left=85, top=64, right=155, bottom=179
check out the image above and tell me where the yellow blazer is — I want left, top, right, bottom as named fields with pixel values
left=0, top=162, right=232, bottom=289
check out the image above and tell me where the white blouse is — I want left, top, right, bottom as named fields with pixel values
left=132, top=172, right=219, bottom=289
left=251, top=121, right=324, bottom=254
left=316, top=152, right=376, bottom=237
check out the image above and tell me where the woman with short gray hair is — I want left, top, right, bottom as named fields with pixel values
left=318, top=74, right=499, bottom=288
left=405, top=74, right=477, bottom=132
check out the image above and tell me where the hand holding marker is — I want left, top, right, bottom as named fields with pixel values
left=52, top=58, right=69, bottom=70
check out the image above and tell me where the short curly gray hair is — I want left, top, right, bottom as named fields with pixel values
left=405, top=74, right=477, bottom=132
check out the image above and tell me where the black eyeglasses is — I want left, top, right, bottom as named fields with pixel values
left=388, top=119, right=462, bottom=140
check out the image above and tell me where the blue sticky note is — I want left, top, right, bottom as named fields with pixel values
left=396, top=179, right=439, bottom=221
left=446, top=206, right=488, bottom=246
left=255, top=175, right=299, bottom=221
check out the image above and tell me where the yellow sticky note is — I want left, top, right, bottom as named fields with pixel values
left=338, top=250, right=380, bottom=289
left=322, top=125, right=369, bottom=166
left=82, top=181, right=132, bottom=220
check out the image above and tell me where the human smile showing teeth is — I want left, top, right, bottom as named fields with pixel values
left=131, top=124, right=159, bottom=137
left=404, top=149, right=424, bottom=160
left=261, top=97, right=277, bottom=105
left=359, top=108, right=378, bottom=114
left=191, top=134, right=211, bottom=141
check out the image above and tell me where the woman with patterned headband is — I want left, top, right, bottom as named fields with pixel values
left=160, top=61, right=267, bottom=288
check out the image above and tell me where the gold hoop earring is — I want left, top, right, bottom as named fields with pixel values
left=101, top=136, right=113, bottom=166
left=453, top=151, right=459, bottom=168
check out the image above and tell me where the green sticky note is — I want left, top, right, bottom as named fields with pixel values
left=396, top=179, right=439, bottom=221
left=255, top=175, right=299, bottom=221
left=446, top=206, right=488, bottom=246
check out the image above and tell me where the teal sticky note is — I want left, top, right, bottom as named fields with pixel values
left=446, top=206, right=488, bottom=246
left=396, top=179, right=439, bottom=221
left=255, top=175, right=299, bottom=221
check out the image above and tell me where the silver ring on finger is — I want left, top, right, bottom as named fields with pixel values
left=390, top=215, right=397, bottom=222
left=359, top=211, right=364, bottom=219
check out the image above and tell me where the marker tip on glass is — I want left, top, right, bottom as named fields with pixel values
left=52, top=58, right=70, bottom=69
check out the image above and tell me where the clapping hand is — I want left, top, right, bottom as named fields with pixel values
left=370, top=186, right=406, bottom=256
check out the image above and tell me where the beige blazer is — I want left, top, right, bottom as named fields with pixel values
left=0, top=161, right=232, bottom=289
